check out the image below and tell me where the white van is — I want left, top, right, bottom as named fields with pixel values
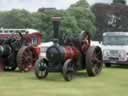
left=102, top=32, right=128, bottom=67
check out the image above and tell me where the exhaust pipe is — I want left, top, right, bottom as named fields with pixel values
left=52, top=17, right=61, bottom=40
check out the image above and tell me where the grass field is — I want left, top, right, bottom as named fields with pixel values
left=0, top=66, right=128, bottom=96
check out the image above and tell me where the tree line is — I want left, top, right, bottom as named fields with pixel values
left=0, top=0, right=96, bottom=41
left=0, top=0, right=126, bottom=41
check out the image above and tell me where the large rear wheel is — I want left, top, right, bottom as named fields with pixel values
left=86, top=46, right=103, bottom=76
left=17, top=46, right=37, bottom=72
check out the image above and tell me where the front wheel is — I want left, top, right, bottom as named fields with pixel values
left=63, top=59, right=75, bottom=81
left=86, top=46, right=103, bottom=76
left=34, top=58, right=48, bottom=79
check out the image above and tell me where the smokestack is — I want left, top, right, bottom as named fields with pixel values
left=52, top=17, right=61, bottom=39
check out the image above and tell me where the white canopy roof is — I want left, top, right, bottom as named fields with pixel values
left=0, top=28, right=39, bottom=34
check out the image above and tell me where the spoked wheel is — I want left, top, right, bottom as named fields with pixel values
left=17, top=46, right=35, bottom=72
left=63, top=59, right=75, bottom=81
left=86, top=46, right=103, bottom=76
left=35, top=58, right=48, bottom=79
left=79, top=31, right=91, bottom=53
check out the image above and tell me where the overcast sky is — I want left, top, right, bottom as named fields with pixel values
left=0, top=0, right=121, bottom=12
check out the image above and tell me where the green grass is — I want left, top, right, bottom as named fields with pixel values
left=0, top=67, right=128, bottom=96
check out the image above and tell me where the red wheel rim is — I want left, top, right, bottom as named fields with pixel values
left=17, top=46, right=38, bottom=72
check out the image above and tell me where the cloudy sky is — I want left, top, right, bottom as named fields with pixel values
left=0, top=0, right=121, bottom=12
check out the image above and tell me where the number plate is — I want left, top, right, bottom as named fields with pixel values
left=110, top=60, right=117, bottom=63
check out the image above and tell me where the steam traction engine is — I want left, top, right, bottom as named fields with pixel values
left=0, top=29, right=42, bottom=71
left=35, top=17, right=103, bottom=81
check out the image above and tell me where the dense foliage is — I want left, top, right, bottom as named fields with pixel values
left=0, top=0, right=96, bottom=41
left=112, top=0, right=126, bottom=5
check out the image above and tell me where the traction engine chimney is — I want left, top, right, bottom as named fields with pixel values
left=52, top=17, right=61, bottom=40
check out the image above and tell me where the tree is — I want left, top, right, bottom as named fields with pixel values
left=67, top=0, right=96, bottom=36
left=0, top=0, right=96, bottom=41
left=0, top=9, right=34, bottom=28
left=112, top=0, right=126, bottom=5
left=36, top=7, right=81, bottom=41
left=35, top=8, right=65, bottom=41
left=60, top=13, right=80, bottom=39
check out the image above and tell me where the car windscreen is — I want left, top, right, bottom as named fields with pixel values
left=103, top=35, right=128, bottom=45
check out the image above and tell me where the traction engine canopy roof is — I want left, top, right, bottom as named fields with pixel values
left=0, top=28, right=39, bottom=34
